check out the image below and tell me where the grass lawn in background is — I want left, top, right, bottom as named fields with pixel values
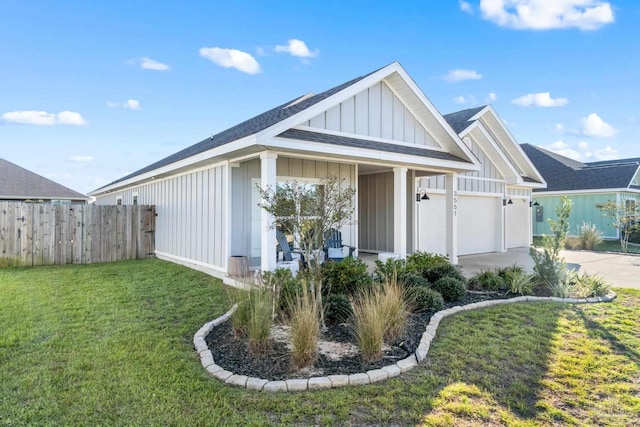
left=1, top=259, right=639, bottom=426
left=533, top=236, right=640, bottom=254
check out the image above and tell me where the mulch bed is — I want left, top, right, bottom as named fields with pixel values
left=205, top=291, right=512, bottom=381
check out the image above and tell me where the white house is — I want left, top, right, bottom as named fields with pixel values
left=89, top=62, right=545, bottom=281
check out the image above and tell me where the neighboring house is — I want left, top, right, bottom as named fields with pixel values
left=521, top=144, right=640, bottom=239
left=0, top=158, right=89, bottom=203
left=89, top=63, right=544, bottom=280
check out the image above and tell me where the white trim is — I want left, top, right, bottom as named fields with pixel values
left=155, top=251, right=228, bottom=280
left=534, top=189, right=633, bottom=196
left=291, top=126, right=449, bottom=153
left=459, top=175, right=506, bottom=183
left=354, top=163, right=359, bottom=256
left=0, top=195, right=89, bottom=201
left=457, top=191, right=503, bottom=198
left=223, top=161, right=232, bottom=272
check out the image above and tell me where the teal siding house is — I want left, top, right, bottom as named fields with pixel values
left=521, top=144, right=640, bottom=239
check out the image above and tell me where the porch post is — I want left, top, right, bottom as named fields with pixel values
left=393, top=167, right=408, bottom=258
left=445, top=172, right=458, bottom=264
left=260, top=151, right=277, bottom=272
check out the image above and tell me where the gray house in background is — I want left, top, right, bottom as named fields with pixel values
left=89, top=62, right=544, bottom=282
left=0, top=159, right=88, bottom=203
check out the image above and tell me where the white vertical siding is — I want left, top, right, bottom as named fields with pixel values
left=302, top=82, right=438, bottom=147
left=94, top=163, right=228, bottom=269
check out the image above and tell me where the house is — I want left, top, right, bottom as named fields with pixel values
left=0, top=158, right=89, bottom=203
left=521, top=144, right=640, bottom=239
left=89, top=63, right=544, bottom=281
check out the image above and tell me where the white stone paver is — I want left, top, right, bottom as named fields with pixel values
left=194, top=290, right=617, bottom=392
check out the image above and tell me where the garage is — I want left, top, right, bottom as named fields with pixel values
left=506, top=197, right=530, bottom=248
left=457, top=195, right=501, bottom=255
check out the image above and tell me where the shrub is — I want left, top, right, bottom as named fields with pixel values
left=405, top=251, right=449, bottom=275
left=467, top=270, right=506, bottom=292
left=289, top=294, right=320, bottom=368
left=564, top=236, right=582, bottom=250
left=324, top=293, right=353, bottom=325
left=410, top=287, right=445, bottom=312
left=577, top=222, right=604, bottom=250
left=230, top=288, right=273, bottom=353
left=351, top=289, right=385, bottom=362
left=505, top=270, right=535, bottom=295
left=547, top=268, right=573, bottom=298
left=322, top=257, right=372, bottom=296
left=431, top=277, right=467, bottom=302
left=531, top=196, right=572, bottom=287
left=398, top=272, right=429, bottom=290
left=423, top=263, right=466, bottom=284
left=263, top=268, right=301, bottom=314
left=571, top=273, right=610, bottom=298
left=373, top=257, right=406, bottom=283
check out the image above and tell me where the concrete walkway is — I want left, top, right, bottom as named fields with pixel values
left=458, top=247, right=640, bottom=289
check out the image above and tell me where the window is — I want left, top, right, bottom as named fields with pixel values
left=132, top=194, right=138, bottom=205
left=116, top=196, right=123, bottom=205
left=275, top=179, right=324, bottom=251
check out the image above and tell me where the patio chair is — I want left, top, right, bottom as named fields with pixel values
left=322, top=229, right=356, bottom=262
left=276, top=229, right=305, bottom=273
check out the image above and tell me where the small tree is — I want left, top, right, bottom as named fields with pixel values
left=257, top=174, right=356, bottom=328
left=530, top=196, right=572, bottom=291
left=596, top=200, right=640, bottom=252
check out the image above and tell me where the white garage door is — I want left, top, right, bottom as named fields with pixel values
left=417, top=193, right=447, bottom=256
left=506, top=197, right=530, bottom=248
left=458, top=195, right=500, bottom=255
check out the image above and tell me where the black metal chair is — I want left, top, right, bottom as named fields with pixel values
left=276, top=229, right=304, bottom=263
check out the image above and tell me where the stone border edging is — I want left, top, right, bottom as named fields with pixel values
left=193, top=292, right=617, bottom=392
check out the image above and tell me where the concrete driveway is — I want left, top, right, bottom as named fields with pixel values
left=458, top=247, right=640, bottom=289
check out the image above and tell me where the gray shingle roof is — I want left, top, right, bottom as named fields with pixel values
left=0, top=159, right=88, bottom=201
left=521, top=144, right=640, bottom=192
left=95, top=68, right=384, bottom=191
left=277, top=129, right=470, bottom=163
left=443, top=106, right=486, bottom=134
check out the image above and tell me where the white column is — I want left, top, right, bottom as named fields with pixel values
left=393, top=167, right=408, bottom=258
left=260, top=152, right=277, bottom=272
left=445, top=173, right=458, bottom=264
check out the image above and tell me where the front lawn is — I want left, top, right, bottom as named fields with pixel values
left=1, top=259, right=639, bottom=426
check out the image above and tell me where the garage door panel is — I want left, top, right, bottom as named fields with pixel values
left=507, top=198, right=530, bottom=248
left=458, top=196, right=500, bottom=255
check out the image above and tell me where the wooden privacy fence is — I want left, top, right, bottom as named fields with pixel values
left=0, top=202, right=156, bottom=266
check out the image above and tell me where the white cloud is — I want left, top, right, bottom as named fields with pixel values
left=460, top=1, right=473, bottom=14
left=140, top=57, right=170, bottom=71
left=578, top=141, right=589, bottom=150
left=479, top=0, right=614, bottom=31
left=107, top=99, right=142, bottom=110
left=453, top=96, right=468, bottom=104
left=486, top=92, right=497, bottom=102
left=594, top=146, right=618, bottom=160
left=199, top=47, right=261, bottom=74
left=2, top=110, right=86, bottom=126
left=444, top=69, right=482, bottom=82
left=512, top=92, right=569, bottom=107
left=581, top=113, right=617, bottom=137
left=555, top=123, right=565, bottom=132
left=546, top=140, right=581, bottom=160
left=275, top=39, right=319, bottom=58
left=69, top=155, right=94, bottom=162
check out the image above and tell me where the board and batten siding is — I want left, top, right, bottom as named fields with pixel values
left=301, top=81, right=438, bottom=148
left=531, top=193, right=632, bottom=239
left=95, top=164, right=227, bottom=269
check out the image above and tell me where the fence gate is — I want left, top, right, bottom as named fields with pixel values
left=0, top=202, right=155, bottom=266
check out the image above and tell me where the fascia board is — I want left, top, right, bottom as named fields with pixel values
left=470, top=123, right=522, bottom=182
left=627, top=166, right=640, bottom=189
left=481, top=105, right=547, bottom=186
left=89, top=134, right=257, bottom=196
left=534, top=188, right=632, bottom=196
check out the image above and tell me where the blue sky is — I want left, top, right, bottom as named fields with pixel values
left=1, top=1, right=639, bottom=195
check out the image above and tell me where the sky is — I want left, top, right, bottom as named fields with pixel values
left=1, top=1, right=639, bottom=195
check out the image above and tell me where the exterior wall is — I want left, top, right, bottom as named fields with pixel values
left=358, top=172, right=394, bottom=252
left=95, top=164, right=228, bottom=270
left=302, top=81, right=438, bottom=148
left=531, top=192, right=627, bottom=239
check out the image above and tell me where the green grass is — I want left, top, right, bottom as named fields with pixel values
left=1, top=259, right=639, bottom=426
left=533, top=236, right=640, bottom=254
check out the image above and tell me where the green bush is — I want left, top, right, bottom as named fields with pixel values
left=431, top=276, right=467, bottom=302
left=373, top=257, right=406, bottom=283
left=324, top=293, right=353, bottom=325
left=505, top=270, right=535, bottom=295
left=398, top=272, right=429, bottom=290
left=263, top=268, right=301, bottom=313
left=571, top=273, right=610, bottom=298
left=405, top=251, right=449, bottom=275
left=410, top=287, right=445, bottom=312
left=230, top=288, right=273, bottom=353
left=423, top=263, right=466, bottom=284
left=322, top=257, right=372, bottom=296
left=467, top=270, right=506, bottom=291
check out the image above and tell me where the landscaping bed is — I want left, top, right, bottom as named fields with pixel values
left=205, top=290, right=511, bottom=380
